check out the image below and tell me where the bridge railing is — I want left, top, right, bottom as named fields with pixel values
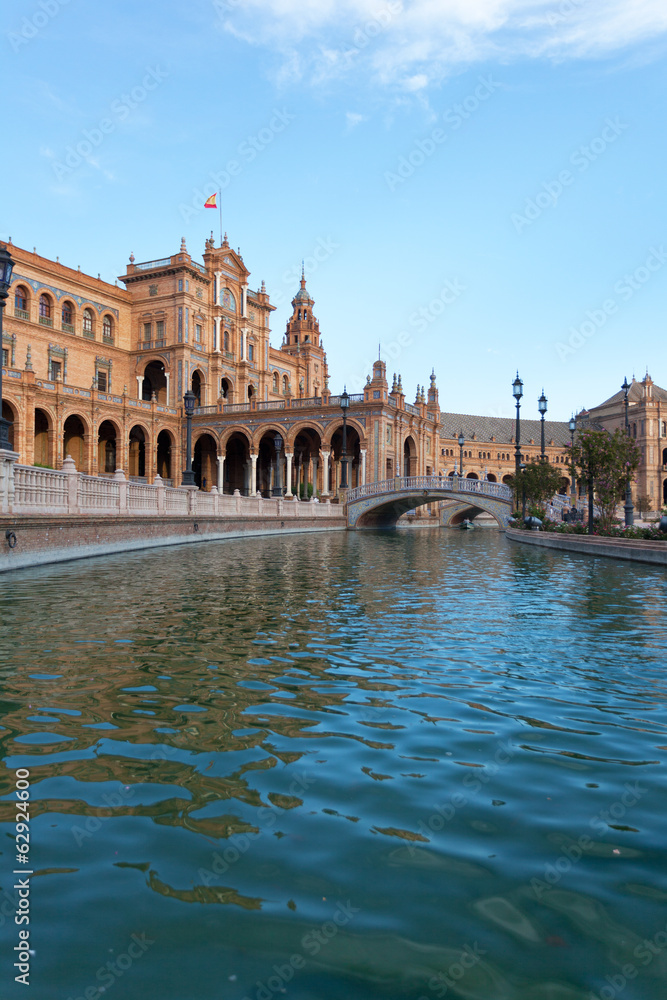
left=346, top=476, right=513, bottom=504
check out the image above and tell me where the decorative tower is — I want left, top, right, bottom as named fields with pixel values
left=284, top=267, right=321, bottom=350
left=281, top=268, right=327, bottom=395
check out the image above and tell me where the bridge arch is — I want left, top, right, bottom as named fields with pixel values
left=346, top=476, right=513, bottom=529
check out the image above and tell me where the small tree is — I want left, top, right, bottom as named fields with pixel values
left=636, top=494, right=652, bottom=518
left=568, top=427, right=641, bottom=530
left=512, top=461, right=564, bottom=517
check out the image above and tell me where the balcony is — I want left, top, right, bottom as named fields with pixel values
left=39, top=315, right=53, bottom=327
left=62, top=322, right=75, bottom=334
left=14, top=308, right=29, bottom=320
left=102, top=334, right=114, bottom=345
left=82, top=330, right=95, bottom=340
left=134, top=257, right=171, bottom=271
left=224, top=351, right=235, bottom=361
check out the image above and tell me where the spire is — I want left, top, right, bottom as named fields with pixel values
left=180, top=236, right=187, bottom=253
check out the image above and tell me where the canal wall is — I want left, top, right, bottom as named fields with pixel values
left=505, top=527, right=667, bottom=566
left=0, top=513, right=346, bottom=573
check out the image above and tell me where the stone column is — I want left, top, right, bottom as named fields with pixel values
left=165, top=373, right=171, bottom=406
left=361, top=448, right=367, bottom=485
left=250, top=453, right=258, bottom=495
left=285, top=453, right=293, bottom=496
left=217, top=455, right=224, bottom=493
left=321, top=450, right=330, bottom=495
left=136, top=375, right=142, bottom=399
left=213, top=317, right=220, bottom=353
left=311, top=456, right=318, bottom=496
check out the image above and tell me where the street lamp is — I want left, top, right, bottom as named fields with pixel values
left=512, top=372, right=523, bottom=507
left=519, top=461, right=527, bottom=520
left=272, top=433, right=283, bottom=496
left=181, top=390, right=196, bottom=485
left=568, top=415, right=577, bottom=505
left=458, top=431, right=465, bottom=478
left=340, top=388, right=350, bottom=489
left=621, top=376, right=634, bottom=526
left=0, top=244, right=15, bottom=451
left=538, top=390, right=547, bottom=460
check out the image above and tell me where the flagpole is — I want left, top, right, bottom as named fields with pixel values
left=219, top=190, right=222, bottom=246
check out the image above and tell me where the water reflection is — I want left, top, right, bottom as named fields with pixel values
left=1, top=530, right=667, bottom=998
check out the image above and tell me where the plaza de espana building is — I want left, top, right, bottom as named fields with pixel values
left=2, top=233, right=666, bottom=509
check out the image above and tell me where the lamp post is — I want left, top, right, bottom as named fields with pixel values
left=512, top=373, right=523, bottom=508
left=520, top=461, right=527, bottom=520
left=181, top=390, right=196, bottom=486
left=0, top=244, right=15, bottom=451
left=538, top=390, right=547, bottom=460
left=622, top=376, right=634, bottom=526
left=458, top=432, right=465, bottom=478
left=272, top=433, right=283, bottom=496
left=340, top=388, right=350, bottom=489
left=568, top=415, right=577, bottom=505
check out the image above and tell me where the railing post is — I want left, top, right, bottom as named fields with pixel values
left=154, top=473, right=166, bottom=515
left=210, top=484, right=219, bottom=516
left=234, top=488, right=241, bottom=514
left=114, top=468, right=128, bottom=514
left=62, top=455, right=80, bottom=515
left=0, top=447, right=19, bottom=515
left=187, top=488, right=197, bottom=515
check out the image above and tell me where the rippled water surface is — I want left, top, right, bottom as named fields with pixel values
left=2, top=529, right=667, bottom=999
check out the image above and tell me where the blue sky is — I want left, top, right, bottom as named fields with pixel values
left=3, top=0, right=666, bottom=420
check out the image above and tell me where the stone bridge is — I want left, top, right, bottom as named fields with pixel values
left=345, top=476, right=514, bottom=528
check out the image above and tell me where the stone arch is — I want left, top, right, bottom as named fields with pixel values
left=193, top=432, right=217, bottom=490
left=322, top=417, right=367, bottom=450
left=247, top=382, right=256, bottom=400
left=403, top=434, right=418, bottom=476
left=98, top=418, right=121, bottom=474
left=224, top=430, right=251, bottom=494
left=466, top=472, right=479, bottom=480
left=63, top=413, right=89, bottom=472
left=129, top=423, right=149, bottom=479
left=328, top=421, right=363, bottom=490
left=351, top=491, right=510, bottom=529
left=156, top=428, right=174, bottom=482
left=34, top=407, right=54, bottom=467
left=220, top=375, right=234, bottom=401
left=502, top=474, right=513, bottom=485
left=191, top=368, right=205, bottom=406
left=291, top=425, right=323, bottom=498
left=2, top=399, right=18, bottom=451
left=141, top=359, right=168, bottom=403
left=257, top=429, right=286, bottom=496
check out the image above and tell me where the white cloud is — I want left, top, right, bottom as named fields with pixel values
left=345, top=111, right=368, bottom=129
left=218, top=0, right=667, bottom=86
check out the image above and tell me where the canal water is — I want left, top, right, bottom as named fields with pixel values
left=1, top=529, right=667, bottom=1000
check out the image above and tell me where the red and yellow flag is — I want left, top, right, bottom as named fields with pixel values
left=204, top=193, right=217, bottom=208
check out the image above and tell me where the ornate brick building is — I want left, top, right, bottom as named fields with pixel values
left=1, top=235, right=453, bottom=496
left=577, top=373, right=667, bottom=508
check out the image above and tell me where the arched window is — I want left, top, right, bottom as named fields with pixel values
left=224, top=330, right=230, bottom=352
left=272, top=372, right=278, bottom=393
left=39, top=294, right=52, bottom=325
left=283, top=375, right=289, bottom=394
left=103, top=315, right=113, bottom=341
left=83, top=308, right=94, bottom=337
left=62, top=301, right=74, bottom=329
left=14, top=285, right=28, bottom=315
